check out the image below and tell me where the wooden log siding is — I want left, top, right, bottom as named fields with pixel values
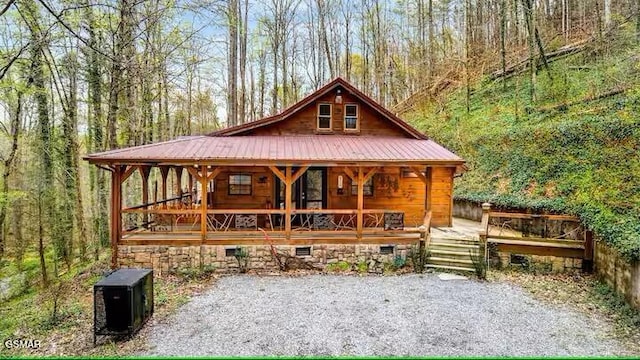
left=327, top=166, right=439, bottom=227
left=242, top=91, right=410, bottom=138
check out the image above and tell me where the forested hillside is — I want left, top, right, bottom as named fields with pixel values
left=406, top=24, right=640, bottom=260
left=1, top=0, right=640, bottom=352
left=0, top=0, right=638, bottom=300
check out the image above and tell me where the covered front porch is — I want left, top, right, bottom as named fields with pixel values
left=115, top=164, right=434, bottom=249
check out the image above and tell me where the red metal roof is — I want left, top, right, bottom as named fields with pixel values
left=210, top=77, right=428, bottom=139
left=84, top=135, right=463, bottom=165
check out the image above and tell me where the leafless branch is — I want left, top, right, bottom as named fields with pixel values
left=0, top=41, right=29, bottom=81
left=35, top=0, right=115, bottom=61
left=0, top=0, right=15, bottom=18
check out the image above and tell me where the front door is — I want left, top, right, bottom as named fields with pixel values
left=300, top=168, right=326, bottom=209
left=275, top=167, right=327, bottom=210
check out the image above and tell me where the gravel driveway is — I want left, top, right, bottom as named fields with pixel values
left=143, top=274, right=629, bottom=356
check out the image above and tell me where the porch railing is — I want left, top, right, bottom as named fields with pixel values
left=121, top=207, right=420, bottom=236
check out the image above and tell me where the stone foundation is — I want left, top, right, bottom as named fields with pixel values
left=118, top=244, right=413, bottom=275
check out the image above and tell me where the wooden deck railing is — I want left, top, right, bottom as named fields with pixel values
left=479, top=203, right=593, bottom=271
left=121, top=207, right=416, bottom=235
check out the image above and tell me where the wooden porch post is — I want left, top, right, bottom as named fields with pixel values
left=285, top=166, right=292, bottom=240
left=139, top=166, right=151, bottom=226
left=159, top=166, right=170, bottom=209
left=357, top=166, right=364, bottom=240
left=425, top=167, right=433, bottom=216
left=153, top=180, right=158, bottom=205
left=200, top=166, right=208, bottom=242
left=110, top=166, right=123, bottom=269
left=175, top=167, right=184, bottom=198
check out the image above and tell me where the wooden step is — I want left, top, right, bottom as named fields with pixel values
left=430, top=249, right=479, bottom=257
left=428, top=256, right=474, bottom=265
left=430, top=237, right=480, bottom=246
left=428, top=242, right=480, bottom=250
left=426, top=264, right=475, bottom=272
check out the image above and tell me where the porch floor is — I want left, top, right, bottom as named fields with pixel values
left=119, top=217, right=501, bottom=246
left=431, top=217, right=482, bottom=239
left=120, top=229, right=422, bottom=246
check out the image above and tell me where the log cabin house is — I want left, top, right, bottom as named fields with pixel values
left=85, top=78, right=465, bottom=271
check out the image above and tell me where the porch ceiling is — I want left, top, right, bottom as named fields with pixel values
left=84, top=135, right=464, bottom=166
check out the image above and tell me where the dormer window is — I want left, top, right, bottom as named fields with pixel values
left=344, top=104, right=358, bottom=130
left=317, top=103, right=332, bottom=130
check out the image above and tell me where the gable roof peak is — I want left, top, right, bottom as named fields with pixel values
left=209, top=77, right=427, bottom=139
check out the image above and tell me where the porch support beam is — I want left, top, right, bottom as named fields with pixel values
left=342, top=167, right=356, bottom=182
left=110, top=165, right=123, bottom=269
left=410, top=166, right=428, bottom=185
left=268, top=166, right=286, bottom=182
left=206, top=167, right=221, bottom=182
left=291, top=165, right=310, bottom=183
left=185, top=166, right=202, bottom=182
left=363, top=167, right=379, bottom=183
left=121, top=165, right=137, bottom=184
left=285, top=166, right=292, bottom=239
left=357, top=167, right=364, bottom=240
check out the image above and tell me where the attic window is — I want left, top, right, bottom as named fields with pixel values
left=317, top=103, right=332, bottom=130
left=344, top=104, right=358, bottom=130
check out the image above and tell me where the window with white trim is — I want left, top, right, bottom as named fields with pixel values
left=344, top=104, right=358, bottom=130
left=317, top=103, right=332, bottom=130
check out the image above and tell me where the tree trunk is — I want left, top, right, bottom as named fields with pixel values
left=500, top=0, right=507, bottom=90
left=0, top=89, right=22, bottom=259
left=23, top=0, right=52, bottom=285
left=84, top=1, right=108, bottom=259
left=522, top=0, right=537, bottom=102
left=227, top=0, right=238, bottom=127
left=239, top=0, right=248, bottom=124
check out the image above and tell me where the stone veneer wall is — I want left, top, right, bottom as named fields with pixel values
left=594, top=241, right=640, bottom=309
left=118, top=244, right=412, bottom=275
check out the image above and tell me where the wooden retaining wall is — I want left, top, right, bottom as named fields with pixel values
left=594, top=241, right=640, bottom=309
left=455, top=199, right=640, bottom=310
